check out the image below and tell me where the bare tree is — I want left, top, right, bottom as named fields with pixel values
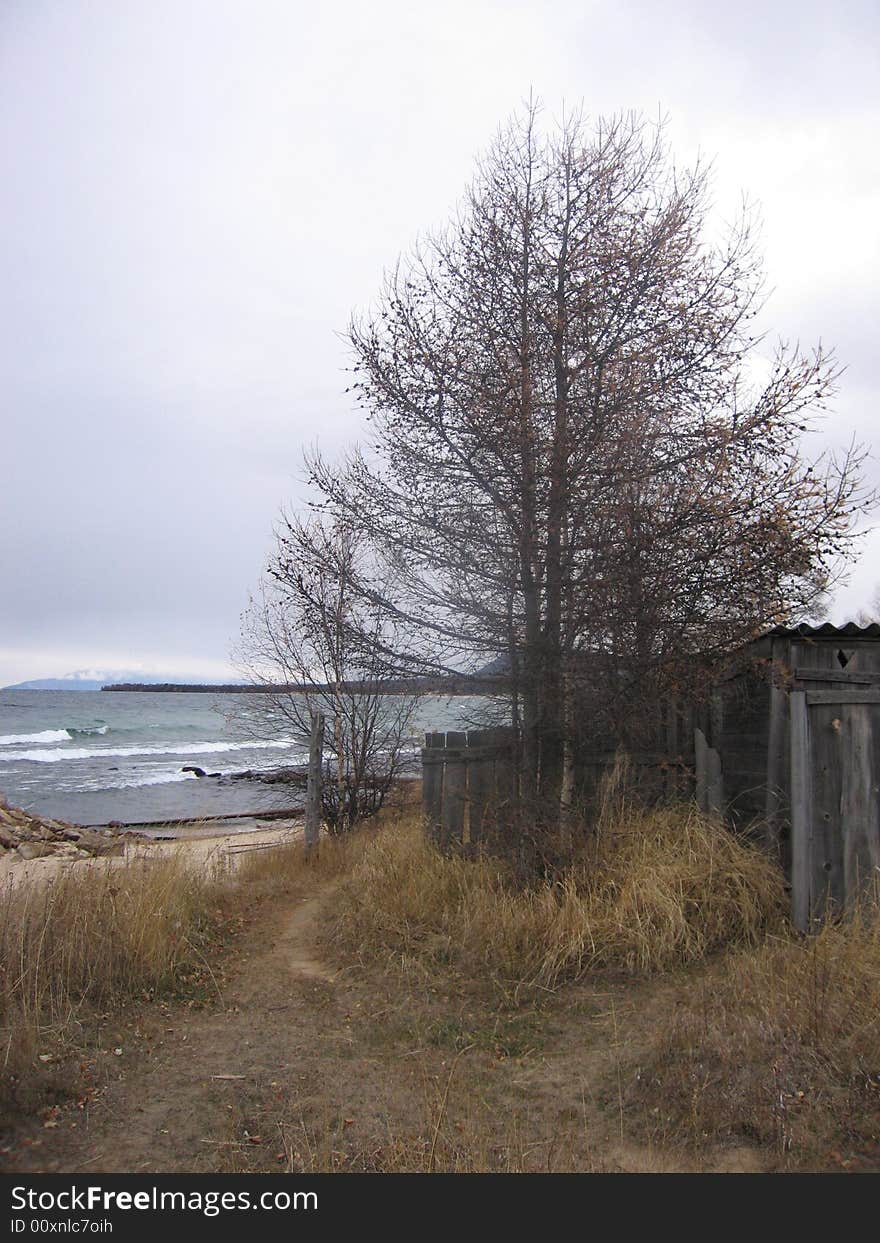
left=238, top=515, right=419, bottom=833
left=308, top=104, right=869, bottom=811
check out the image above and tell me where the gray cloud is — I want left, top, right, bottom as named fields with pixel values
left=2, top=0, right=878, bottom=682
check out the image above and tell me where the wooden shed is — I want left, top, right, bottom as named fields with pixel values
left=703, top=622, right=880, bottom=927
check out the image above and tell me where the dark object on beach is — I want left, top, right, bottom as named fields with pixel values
left=182, top=765, right=207, bottom=778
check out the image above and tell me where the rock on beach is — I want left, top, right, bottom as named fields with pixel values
left=0, top=793, right=124, bottom=862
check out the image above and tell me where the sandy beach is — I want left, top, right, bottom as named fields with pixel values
left=0, top=815, right=304, bottom=890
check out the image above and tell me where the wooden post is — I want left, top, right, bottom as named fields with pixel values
left=789, top=691, right=811, bottom=931
left=305, top=711, right=325, bottom=852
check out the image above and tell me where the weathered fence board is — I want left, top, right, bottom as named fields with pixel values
left=440, top=730, right=468, bottom=849
left=421, top=732, right=446, bottom=839
left=422, top=727, right=515, bottom=849
left=764, top=682, right=788, bottom=855
left=694, top=728, right=723, bottom=815
left=788, top=692, right=812, bottom=930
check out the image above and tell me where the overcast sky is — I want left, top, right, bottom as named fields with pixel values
left=1, top=0, right=878, bottom=684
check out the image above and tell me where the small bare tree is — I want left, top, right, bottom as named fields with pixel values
left=238, top=515, right=419, bottom=833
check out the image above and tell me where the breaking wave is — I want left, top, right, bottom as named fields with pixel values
left=0, top=726, right=111, bottom=746
left=0, top=729, right=73, bottom=745
left=1, top=738, right=301, bottom=764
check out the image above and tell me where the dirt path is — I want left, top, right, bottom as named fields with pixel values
left=7, top=877, right=767, bottom=1174
left=8, top=886, right=336, bottom=1174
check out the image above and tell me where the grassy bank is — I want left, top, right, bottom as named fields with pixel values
left=325, top=804, right=786, bottom=989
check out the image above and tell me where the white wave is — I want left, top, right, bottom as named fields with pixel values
left=0, top=729, right=72, bottom=746
left=0, top=738, right=301, bottom=764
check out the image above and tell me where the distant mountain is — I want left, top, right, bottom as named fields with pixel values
left=4, top=678, right=108, bottom=691
left=475, top=654, right=511, bottom=677
left=3, top=669, right=244, bottom=691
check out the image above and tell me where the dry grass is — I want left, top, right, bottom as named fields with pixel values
left=0, top=856, right=237, bottom=1119
left=220, top=1081, right=602, bottom=1174
left=234, top=832, right=367, bottom=890
left=627, top=900, right=880, bottom=1168
left=325, top=802, right=785, bottom=991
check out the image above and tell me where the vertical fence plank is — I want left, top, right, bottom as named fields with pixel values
left=764, top=682, right=787, bottom=856
left=494, top=725, right=516, bottom=805
left=466, top=728, right=491, bottom=848
left=421, top=732, right=446, bottom=844
left=790, top=691, right=812, bottom=931
left=664, top=697, right=679, bottom=800
left=707, top=745, right=724, bottom=816
left=440, top=730, right=468, bottom=851
left=707, top=691, right=725, bottom=815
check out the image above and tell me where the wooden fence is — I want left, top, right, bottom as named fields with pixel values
left=421, top=688, right=880, bottom=930
left=422, top=729, right=689, bottom=847
left=421, top=727, right=515, bottom=850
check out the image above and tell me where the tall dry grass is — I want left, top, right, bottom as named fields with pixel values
left=627, top=898, right=880, bottom=1167
left=0, top=856, right=233, bottom=1116
left=326, top=802, right=786, bottom=990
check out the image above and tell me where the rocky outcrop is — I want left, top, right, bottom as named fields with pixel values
left=0, top=794, right=125, bottom=862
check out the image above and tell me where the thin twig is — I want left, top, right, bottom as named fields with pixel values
left=428, top=1043, right=474, bottom=1173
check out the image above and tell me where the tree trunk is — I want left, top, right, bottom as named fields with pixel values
left=305, top=712, right=325, bottom=850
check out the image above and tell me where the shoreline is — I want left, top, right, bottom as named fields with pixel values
left=0, top=814, right=304, bottom=890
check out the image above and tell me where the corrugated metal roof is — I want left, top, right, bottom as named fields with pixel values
left=762, top=621, right=880, bottom=639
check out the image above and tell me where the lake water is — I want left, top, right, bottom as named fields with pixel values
left=0, top=689, right=493, bottom=826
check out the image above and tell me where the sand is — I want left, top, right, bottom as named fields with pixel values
left=0, top=816, right=304, bottom=890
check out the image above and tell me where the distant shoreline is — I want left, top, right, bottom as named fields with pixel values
left=101, top=679, right=509, bottom=695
